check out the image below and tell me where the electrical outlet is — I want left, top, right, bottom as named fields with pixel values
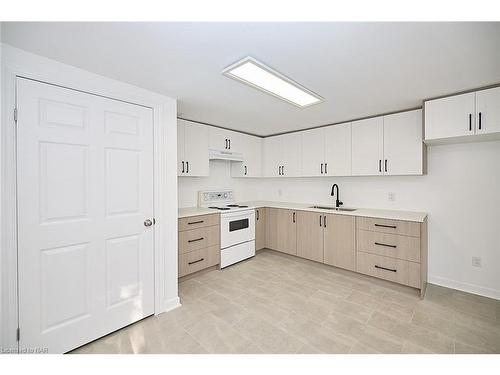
left=278, top=188, right=282, bottom=197
left=388, top=192, right=396, bottom=201
left=472, top=256, right=482, bottom=268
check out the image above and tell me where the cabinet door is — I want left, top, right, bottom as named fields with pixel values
left=323, top=214, right=355, bottom=271
left=281, top=133, right=302, bottom=177
left=267, top=208, right=297, bottom=255
left=296, top=211, right=324, bottom=262
left=184, top=121, right=209, bottom=176
left=263, top=136, right=283, bottom=177
left=325, top=122, right=351, bottom=176
left=301, top=128, right=325, bottom=176
left=424, top=92, right=475, bottom=140
left=231, top=134, right=262, bottom=177
left=255, top=208, right=267, bottom=251
left=244, top=135, right=262, bottom=177
left=383, top=109, right=423, bottom=175
left=351, top=117, right=384, bottom=176
left=476, top=87, right=500, bottom=135
left=177, top=121, right=185, bottom=176
left=209, top=127, right=230, bottom=150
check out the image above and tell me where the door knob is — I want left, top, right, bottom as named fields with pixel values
left=144, top=219, right=153, bottom=227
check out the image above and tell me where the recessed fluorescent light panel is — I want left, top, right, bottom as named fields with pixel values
left=222, top=57, right=323, bottom=108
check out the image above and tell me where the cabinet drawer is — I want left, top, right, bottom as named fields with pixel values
left=356, top=230, right=420, bottom=262
left=357, top=251, right=409, bottom=286
left=178, top=245, right=219, bottom=278
left=357, top=217, right=420, bottom=237
left=179, top=225, right=219, bottom=254
left=179, top=214, right=219, bottom=231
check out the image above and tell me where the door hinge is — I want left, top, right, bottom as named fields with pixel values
left=16, top=327, right=20, bottom=342
left=14, top=108, right=18, bottom=124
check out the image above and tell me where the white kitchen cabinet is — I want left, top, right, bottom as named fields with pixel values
left=476, top=86, right=500, bottom=135
left=301, top=128, right=325, bottom=176
left=351, top=117, right=384, bottom=176
left=178, top=119, right=209, bottom=176
left=231, top=134, right=263, bottom=177
left=301, top=123, right=352, bottom=177
left=209, top=126, right=241, bottom=152
left=424, top=92, right=475, bottom=141
left=263, top=136, right=282, bottom=177
left=383, top=109, right=423, bottom=175
left=263, top=133, right=301, bottom=177
left=325, top=122, right=352, bottom=176
left=281, top=133, right=302, bottom=177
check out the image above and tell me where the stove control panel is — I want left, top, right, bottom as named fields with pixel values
left=198, top=190, right=234, bottom=207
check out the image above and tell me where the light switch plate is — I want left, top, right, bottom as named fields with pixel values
left=472, top=256, right=482, bottom=268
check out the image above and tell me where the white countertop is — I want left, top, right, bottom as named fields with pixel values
left=179, top=201, right=427, bottom=222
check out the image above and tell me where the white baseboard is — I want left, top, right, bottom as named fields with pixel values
left=156, top=296, right=181, bottom=315
left=428, top=275, right=500, bottom=300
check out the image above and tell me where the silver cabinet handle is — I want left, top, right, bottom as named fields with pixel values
left=144, top=219, right=153, bottom=227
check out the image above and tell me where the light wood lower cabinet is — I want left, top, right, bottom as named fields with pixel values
left=178, top=213, right=220, bottom=278
left=324, top=214, right=356, bottom=271
left=255, top=207, right=267, bottom=251
left=356, top=216, right=427, bottom=296
left=266, top=208, right=297, bottom=255
left=296, top=211, right=324, bottom=262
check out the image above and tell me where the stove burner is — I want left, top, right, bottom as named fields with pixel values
left=226, top=204, right=249, bottom=208
left=209, top=206, right=230, bottom=211
left=238, top=205, right=249, bottom=208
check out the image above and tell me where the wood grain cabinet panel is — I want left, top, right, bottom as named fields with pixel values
left=178, top=225, right=219, bottom=254
left=296, top=211, right=324, bottom=262
left=323, top=214, right=356, bottom=271
left=255, top=208, right=267, bottom=251
left=178, top=245, right=220, bottom=278
left=357, top=251, right=409, bottom=285
left=267, top=208, right=297, bottom=255
left=356, top=229, right=420, bottom=262
left=178, top=214, right=219, bottom=232
left=356, top=217, right=420, bottom=237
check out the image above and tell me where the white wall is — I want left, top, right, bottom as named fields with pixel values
left=178, top=160, right=265, bottom=207
left=179, top=141, right=500, bottom=299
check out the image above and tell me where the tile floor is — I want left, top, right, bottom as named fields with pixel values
left=72, top=249, right=500, bottom=354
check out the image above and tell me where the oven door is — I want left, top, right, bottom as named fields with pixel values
left=220, top=209, right=255, bottom=249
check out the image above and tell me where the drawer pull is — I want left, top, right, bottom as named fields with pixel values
left=188, top=237, right=204, bottom=243
left=374, top=265, right=397, bottom=272
left=374, top=224, right=397, bottom=229
left=188, top=220, right=204, bottom=225
left=188, top=258, right=205, bottom=265
left=374, top=242, right=397, bottom=248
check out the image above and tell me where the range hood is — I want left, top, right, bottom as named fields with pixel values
left=209, top=148, right=244, bottom=162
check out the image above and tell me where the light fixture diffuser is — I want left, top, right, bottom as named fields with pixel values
left=222, top=57, right=323, bottom=108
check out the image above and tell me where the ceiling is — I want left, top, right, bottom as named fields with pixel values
left=2, top=22, right=500, bottom=136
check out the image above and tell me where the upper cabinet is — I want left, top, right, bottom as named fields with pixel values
left=178, top=119, right=209, bottom=176
left=301, top=123, right=352, bottom=177
left=383, top=110, right=423, bottom=175
left=352, top=109, right=423, bottom=176
left=425, top=86, right=500, bottom=143
left=231, top=135, right=263, bottom=177
left=475, top=87, right=500, bottom=136
left=209, top=126, right=242, bottom=152
left=263, top=133, right=302, bottom=177
left=352, top=117, right=384, bottom=176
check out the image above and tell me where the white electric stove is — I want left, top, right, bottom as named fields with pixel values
left=198, top=190, right=256, bottom=268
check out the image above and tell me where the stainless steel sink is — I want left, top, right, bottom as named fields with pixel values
left=309, top=205, right=356, bottom=212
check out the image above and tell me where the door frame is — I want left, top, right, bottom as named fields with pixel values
left=1, top=44, right=180, bottom=352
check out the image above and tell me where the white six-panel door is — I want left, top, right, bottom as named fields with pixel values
left=16, top=78, right=155, bottom=353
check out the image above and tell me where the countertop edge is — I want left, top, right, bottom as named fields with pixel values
left=178, top=201, right=427, bottom=222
